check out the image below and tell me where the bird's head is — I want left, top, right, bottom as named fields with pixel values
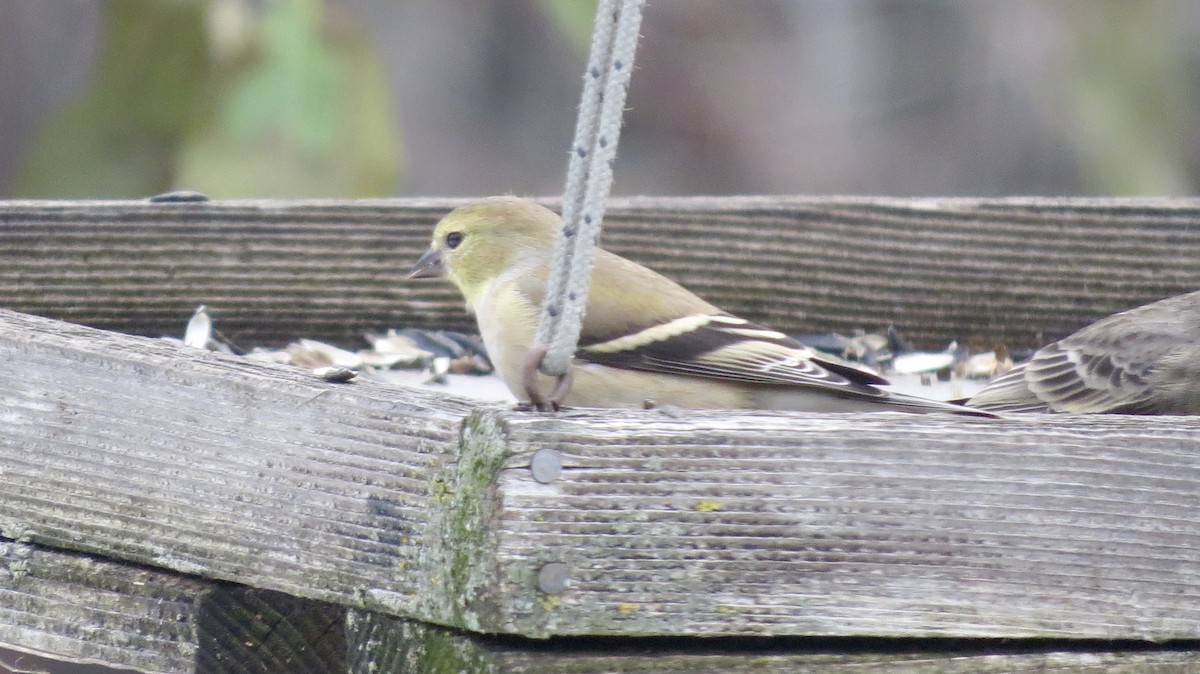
left=410, top=196, right=559, bottom=307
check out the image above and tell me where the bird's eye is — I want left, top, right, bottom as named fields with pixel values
left=445, top=231, right=464, bottom=249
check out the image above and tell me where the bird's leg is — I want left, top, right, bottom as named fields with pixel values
left=520, top=344, right=572, bottom=412
left=547, top=366, right=574, bottom=409
left=521, top=344, right=551, bottom=410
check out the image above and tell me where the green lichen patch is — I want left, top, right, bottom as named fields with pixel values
left=414, top=408, right=514, bottom=632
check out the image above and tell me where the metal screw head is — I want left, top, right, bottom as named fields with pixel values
left=537, top=562, right=570, bottom=594
left=530, top=448, right=562, bottom=484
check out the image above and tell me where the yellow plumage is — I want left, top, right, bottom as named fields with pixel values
left=410, top=196, right=988, bottom=415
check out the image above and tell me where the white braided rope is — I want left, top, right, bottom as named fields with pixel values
left=535, top=0, right=646, bottom=377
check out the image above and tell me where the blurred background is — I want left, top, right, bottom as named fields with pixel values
left=2, top=5, right=1199, bottom=670
left=2, top=0, right=1200, bottom=200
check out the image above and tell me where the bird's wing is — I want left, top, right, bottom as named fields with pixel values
left=967, top=344, right=1160, bottom=414
left=552, top=249, right=883, bottom=392
left=1026, top=342, right=1161, bottom=413
left=960, top=363, right=1049, bottom=413
left=577, top=312, right=890, bottom=393
left=968, top=299, right=1198, bottom=414
left=515, top=251, right=989, bottom=415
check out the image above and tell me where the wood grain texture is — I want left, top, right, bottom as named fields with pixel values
left=195, top=586, right=346, bottom=674
left=349, top=614, right=1200, bottom=674
left=605, top=197, right=1200, bottom=350
left=0, top=540, right=345, bottom=674
left=469, top=408, right=1200, bottom=639
left=0, top=539, right=198, bottom=673
left=0, top=198, right=464, bottom=348
left=2, top=197, right=1200, bottom=349
left=0, top=307, right=484, bottom=630
left=6, top=307, right=1200, bottom=641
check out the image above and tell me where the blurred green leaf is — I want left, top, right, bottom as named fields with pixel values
left=178, top=0, right=400, bottom=197
left=538, top=0, right=599, bottom=55
left=16, top=0, right=400, bottom=199
left=224, top=0, right=337, bottom=153
left=1068, top=1, right=1198, bottom=194
left=15, top=0, right=211, bottom=197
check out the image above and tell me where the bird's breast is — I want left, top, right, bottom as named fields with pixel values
left=472, top=277, right=541, bottom=399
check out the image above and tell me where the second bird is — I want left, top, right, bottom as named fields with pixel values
left=968, top=290, right=1200, bottom=414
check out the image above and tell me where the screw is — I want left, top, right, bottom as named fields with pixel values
left=537, top=562, right=570, bottom=594
left=530, top=448, right=563, bottom=484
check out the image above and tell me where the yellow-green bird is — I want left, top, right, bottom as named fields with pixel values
left=411, top=196, right=989, bottom=416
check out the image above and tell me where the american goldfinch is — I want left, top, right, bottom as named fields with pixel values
left=967, top=290, right=1200, bottom=414
left=410, top=196, right=990, bottom=415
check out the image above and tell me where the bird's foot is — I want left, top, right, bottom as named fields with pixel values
left=521, top=344, right=574, bottom=412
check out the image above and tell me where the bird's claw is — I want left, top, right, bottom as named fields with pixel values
left=521, top=344, right=573, bottom=412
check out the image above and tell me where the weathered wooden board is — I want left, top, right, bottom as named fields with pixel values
left=3, top=307, right=1200, bottom=642
left=0, top=539, right=345, bottom=674
left=2, top=197, right=1199, bottom=349
left=0, top=307, right=480, bottom=629
left=349, top=613, right=1200, bottom=674
left=6, top=538, right=1194, bottom=674
left=454, top=409, right=1200, bottom=639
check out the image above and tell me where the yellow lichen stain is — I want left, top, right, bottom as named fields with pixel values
left=432, top=479, right=452, bottom=503
left=618, top=602, right=639, bottom=615
left=695, top=499, right=723, bottom=512
left=395, top=560, right=407, bottom=572
left=717, top=605, right=737, bottom=615
left=537, top=595, right=561, bottom=611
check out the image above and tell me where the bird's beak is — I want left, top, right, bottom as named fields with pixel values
left=408, top=248, right=445, bottom=279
